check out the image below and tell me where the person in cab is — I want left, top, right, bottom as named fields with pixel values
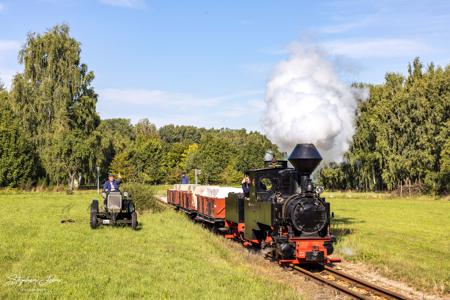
left=241, top=174, right=250, bottom=197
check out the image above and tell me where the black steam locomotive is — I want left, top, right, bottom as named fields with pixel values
left=225, top=143, right=338, bottom=264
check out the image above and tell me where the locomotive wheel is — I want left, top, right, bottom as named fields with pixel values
left=131, top=211, right=138, bottom=230
left=90, top=200, right=99, bottom=229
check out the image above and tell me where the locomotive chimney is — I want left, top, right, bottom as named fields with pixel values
left=288, top=144, right=322, bottom=192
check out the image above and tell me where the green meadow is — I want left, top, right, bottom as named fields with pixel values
left=1, top=190, right=449, bottom=299
left=326, top=192, right=450, bottom=294
left=0, top=191, right=299, bottom=300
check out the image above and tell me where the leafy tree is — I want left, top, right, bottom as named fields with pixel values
left=194, top=133, right=232, bottom=184
left=9, top=24, right=100, bottom=189
left=159, top=124, right=203, bottom=144
left=127, top=119, right=165, bottom=184
left=135, top=118, right=159, bottom=140
left=163, top=142, right=189, bottom=183
left=95, top=118, right=135, bottom=179
left=98, top=119, right=135, bottom=153
left=110, top=150, right=135, bottom=181
left=133, top=138, right=165, bottom=184
left=236, top=132, right=278, bottom=172
left=0, top=88, right=37, bottom=187
left=47, top=129, right=93, bottom=190
left=320, top=58, right=450, bottom=195
left=319, top=163, right=346, bottom=191
left=221, top=158, right=243, bottom=185
left=438, top=135, right=450, bottom=193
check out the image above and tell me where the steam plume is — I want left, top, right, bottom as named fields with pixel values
left=263, top=45, right=367, bottom=163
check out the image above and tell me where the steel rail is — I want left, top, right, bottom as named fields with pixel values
left=323, top=265, right=408, bottom=299
left=290, top=264, right=371, bottom=299
left=265, top=253, right=407, bottom=299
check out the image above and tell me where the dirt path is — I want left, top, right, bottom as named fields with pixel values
left=335, top=260, right=448, bottom=300
left=156, top=195, right=167, bottom=203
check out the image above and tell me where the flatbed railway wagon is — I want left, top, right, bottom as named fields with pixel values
left=195, top=187, right=241, bottom=225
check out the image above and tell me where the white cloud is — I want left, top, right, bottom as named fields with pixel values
left=97, top=88, right=264, bottom=130
left=316, top=17, right=373, bottom=34
left=322, top=38, right=434, bottom=58
left=98, top=88, right=263, bottom=108
left=0, top=40, right=20, bottom=52
left=99, top=0, right=146, bottom=9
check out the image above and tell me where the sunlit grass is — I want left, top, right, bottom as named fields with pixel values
left=3, top=189, right=447, bottom=298
left=325, top=192, right=450, bottom=294
left=0, top=191, right=299, bottom=299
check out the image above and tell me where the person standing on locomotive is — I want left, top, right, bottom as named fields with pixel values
left=241, top=174, right=250, bottom=197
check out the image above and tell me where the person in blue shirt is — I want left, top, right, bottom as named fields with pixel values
left=102, top=174, right=122, bottom=206
left=180, top=172, right=189, bottom=184
left=103, top=173, right=122, bottom=192
left=241, top=175, right=250, bottom=197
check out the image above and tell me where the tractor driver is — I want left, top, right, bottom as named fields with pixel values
left=102, top=174, right=122, bottom=203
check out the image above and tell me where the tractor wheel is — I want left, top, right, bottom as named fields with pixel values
left=131, top=211, right=138, bottom=230
left=128, top=201, right=135, bottom=213
left=90, top=200, right=99, bottom=229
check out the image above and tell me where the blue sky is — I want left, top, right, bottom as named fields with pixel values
left=0, top=0, right=449, bottom=131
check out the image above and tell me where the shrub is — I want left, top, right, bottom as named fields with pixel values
left=122, top=183, right=164, bottom=213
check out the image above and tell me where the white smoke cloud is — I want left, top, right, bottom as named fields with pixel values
left=263, top=44, right=367, bottom=163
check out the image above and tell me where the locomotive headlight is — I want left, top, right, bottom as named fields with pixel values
left=123, top=192, right=129, bottom=198
left=315, top=186, right=324, bottom=194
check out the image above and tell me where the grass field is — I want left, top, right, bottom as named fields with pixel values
left=0, top=191, right=300, bottom=300
left=325, top=192, right=450, bottom=294
left=1, top=189, right=449, bottom=298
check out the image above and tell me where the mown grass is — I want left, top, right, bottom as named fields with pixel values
left=325, top=192, right=450, bottom=294
left=0, top=191, right=300, bottom=300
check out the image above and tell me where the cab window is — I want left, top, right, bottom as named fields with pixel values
left=258, top=177, right=273, bottom=192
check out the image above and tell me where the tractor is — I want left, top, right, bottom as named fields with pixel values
left=90, top=191, right=138, bottom=230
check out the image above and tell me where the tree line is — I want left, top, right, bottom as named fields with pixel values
left=0, top=25, right=279, bottom=190
left=319, top=59, right=449, bottom=195
left=0, top=25, right=448, bottom=195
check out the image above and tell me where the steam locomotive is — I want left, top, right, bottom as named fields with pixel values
left=167, top=143, right=339, bottom=265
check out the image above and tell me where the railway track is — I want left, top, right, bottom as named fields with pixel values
left=265, top=254, right=408, bottom=300
left=291, top=264, right=408, bottom=299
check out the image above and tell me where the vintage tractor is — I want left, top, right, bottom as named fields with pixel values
left=90, top=191, right=138, bottom=230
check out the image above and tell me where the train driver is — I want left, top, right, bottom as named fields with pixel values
left=241, top=175, right=250, bottom=197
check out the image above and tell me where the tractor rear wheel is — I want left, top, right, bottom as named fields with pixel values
left=90, top=200, right=99, bottom=229
left=131, top=211, right=138, bottom=230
